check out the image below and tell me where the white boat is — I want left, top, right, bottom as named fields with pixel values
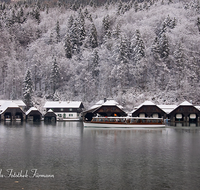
left=83, top=117, right=165, bottom=128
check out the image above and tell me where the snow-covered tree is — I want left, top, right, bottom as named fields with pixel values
left=23, top=69, right=33, bottom=110
left=77, top=9, right=86, bottom=46
left=89, top=23, right=98, bottom=48
left=160, top=33, right=169, bottom=59
left=51, top=58, right=61, bottom=94
left=56, top=21, right=60, bottom=43
left=118, top=36, right=129, bottom=64
left=91, top=49, right=99, bottom=77
left=70, top=19, right=80, bottom=53
left=151, top=36, right=160, bottom=60
left=64, top=34, right=72, bottom=59
left=102, top=14, right=110, bottom=36
left=134, top=30, right=145, bottom=61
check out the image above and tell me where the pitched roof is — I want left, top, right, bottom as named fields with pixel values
left=44, top=101, right=83, bottom=108
left=0, top=100, right=26, bottom=107
left=26, top=107, right=39, bottom=115
left=131, top=101, right=156, bottom=113
left=84, top=98, right=124, bottom=114
left=90, top=98, right=123, bottom=110
left=0, top=101, right=20, bottom=114
left=179, top=101, right=193, bottom=106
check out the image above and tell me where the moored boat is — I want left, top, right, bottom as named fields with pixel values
left=83, top=117, right=165, bottom=128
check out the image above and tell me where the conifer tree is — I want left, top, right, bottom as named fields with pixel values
left=117, top=36, right=130, bottom=87
left=23, top=69, right=33, bottom=110
left=89, top=23, right=98, bottom=48
left=77, top=9, right=86, bottom=46
left=160, top=33, right=169, bottom=58
left=91, top=50, right=99, bottom=77
left=51, top=58, right=61, bottom=94
left=151, top=36, right=160, bottom=59
left=70, top=19, right=80, bottom=53
left=118, top=36, right=129, bottom=64
left=56, top=21, right=60, bottom=43
left=64, top=34, right=72, bottom=59
left=174, top=43, right=184, bottom=67
left=102, top=14, right=110, bottom=35
left=134, top=30, right=145, bottom=61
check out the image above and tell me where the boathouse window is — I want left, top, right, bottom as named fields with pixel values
left=60, top=108, right=64, bottom=111
left=69, top=114, right=73, bottom=116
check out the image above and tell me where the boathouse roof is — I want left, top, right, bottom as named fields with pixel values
left=131, top=101, right=155, bottom=113
left=167, top=101, right=195, bottom=115
left=90, top=98, right=123, bottom=110
left=44, top=101, right=84, bottom=108
left=44, top=109, right=57, bottom=116
left=0, top=101, right=20, bottom=114
left=179, top=101, right=193, bottom=106
left=26, top=107, right=41, bottom=115
left=0, top=100, right=26, bottom=107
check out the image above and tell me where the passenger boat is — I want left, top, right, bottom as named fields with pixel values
left=83, top=117, right=165, bottom=128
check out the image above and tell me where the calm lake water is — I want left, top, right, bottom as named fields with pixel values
left=0, top=122, right=200, bottom=190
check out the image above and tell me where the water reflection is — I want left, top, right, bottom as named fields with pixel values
left=0, top=122, right=200, bottom=189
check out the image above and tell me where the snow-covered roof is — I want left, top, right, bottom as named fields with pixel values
left=90, top=104, right=101, bottom=110
left=0, top=100, right=26, bottom=107
left=95, top=100, right=105, bottom=105
left=179, top=101, right=193, bottom=106
left=157, top=105, right=178, bottom=114
left=26, top=107, right=39, bottom=115
left=47, top=109, right=54, bottom=112
left=132, top=101, right=155, bottom=112
left=88, top=98, right=123, bottom=111
left=90, top=98, right=122, bottom=109
left=102, top=99, right=119, bottom=106
left=44, top=101, right=83, bottom=108
left=195, top=106, right=200, bottom=111
left=0, top=101, right=20, bottom=114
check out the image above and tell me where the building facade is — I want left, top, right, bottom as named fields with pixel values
left=44, top=101, right=84, bottom=121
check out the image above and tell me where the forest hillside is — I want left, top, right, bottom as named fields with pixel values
left=0, top=0, right=200, bottom=111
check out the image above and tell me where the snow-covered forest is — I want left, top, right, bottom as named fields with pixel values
left=1, top=0, right=200, bottom=111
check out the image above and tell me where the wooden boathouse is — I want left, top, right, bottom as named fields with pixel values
left=44, top=109, right=57, bottom=122
left=168, top=101, right=200, bottom=122
left=0, top=101, right=26, bottom=121
left=83, top=98, right=127, bottom=121
left=26, top=107, right=42, bottom=121
left=131, top=101, right=167, bottom=119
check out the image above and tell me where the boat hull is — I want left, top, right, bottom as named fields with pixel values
left=83, top=122, right=165, bottom=128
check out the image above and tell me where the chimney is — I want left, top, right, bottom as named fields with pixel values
left=104, top=98, right=107, bottom=103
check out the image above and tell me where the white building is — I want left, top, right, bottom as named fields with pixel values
left=44, top=101, right=84, bottom=121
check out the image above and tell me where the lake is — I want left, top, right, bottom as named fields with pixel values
left=0, top=121, right=200, bottom=190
